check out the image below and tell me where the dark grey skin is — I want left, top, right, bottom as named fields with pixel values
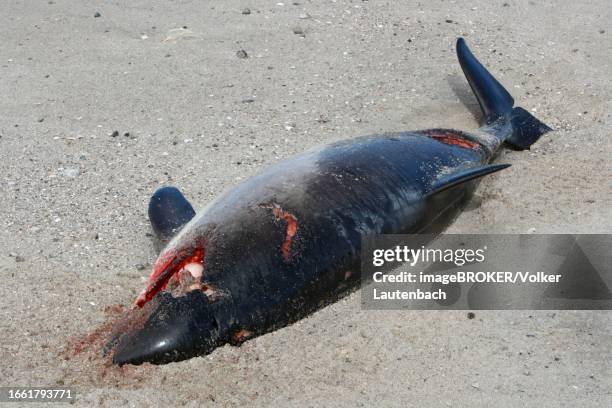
left=108, top=38, right=551, bottom=365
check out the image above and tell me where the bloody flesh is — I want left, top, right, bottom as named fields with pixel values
left=135, top=247, right=205, bottom=308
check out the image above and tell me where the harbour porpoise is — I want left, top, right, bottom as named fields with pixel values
left=107, top=38, right=552, bottom=365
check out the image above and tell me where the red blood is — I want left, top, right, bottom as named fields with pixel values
left=270, top=207, right=299, bottom=262
left=134, top=247, right=205, bottom=308
left=70, top=301, right=153, bottom=356
left=422, top=130, right=480, bottom=149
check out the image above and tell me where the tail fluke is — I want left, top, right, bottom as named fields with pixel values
left=456, top=37, right=514, bottom=124
left=456, top=38, right=552, bottom=150
left=507, top=107, right=553, bottom=150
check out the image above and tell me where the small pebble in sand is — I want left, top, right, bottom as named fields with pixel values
left=94, top=12, right=101, bottom=18
left=110, top=130, right=119, bottom=137
left=162, top=27, right=195, bottom=43
left=242, top=8, right=251, bottom=15
left=61, top=168, right=80, bottom=178
left=135, top=263, right=146, bottom=271
left=467, top=312, right=475, bottom=319
left=293, top=26, right=305, bottom=36
left=236, top=49, right=248, bottom=59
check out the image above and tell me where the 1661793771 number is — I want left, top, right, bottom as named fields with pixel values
left=1, top=387, right=75, bottom=402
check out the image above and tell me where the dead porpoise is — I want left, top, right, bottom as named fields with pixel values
left=107, top=38, right=552, bottom=365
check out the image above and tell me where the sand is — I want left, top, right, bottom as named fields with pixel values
left=1, top=0, right=610, bottom=406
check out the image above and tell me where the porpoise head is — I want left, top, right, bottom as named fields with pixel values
left=109, top=235, right=234, bottom=365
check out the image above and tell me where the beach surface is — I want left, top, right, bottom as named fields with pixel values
left=1, top=0, right=610, bottom=406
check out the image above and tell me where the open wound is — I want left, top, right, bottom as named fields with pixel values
left=134, top=247, right=205, bottom=307
left=261, top=203, right=299, bottom=262
left=418, top=129, right=481, bottom=149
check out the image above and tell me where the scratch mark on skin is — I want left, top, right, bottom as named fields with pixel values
left=201, top=284, right=228, bottom=303
left=261, top=203, right=299, bottom=262
left=231, top=329, right=253, bottom=344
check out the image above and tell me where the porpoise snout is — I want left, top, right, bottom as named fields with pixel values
left=112, top=291, right=224, bottom=365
